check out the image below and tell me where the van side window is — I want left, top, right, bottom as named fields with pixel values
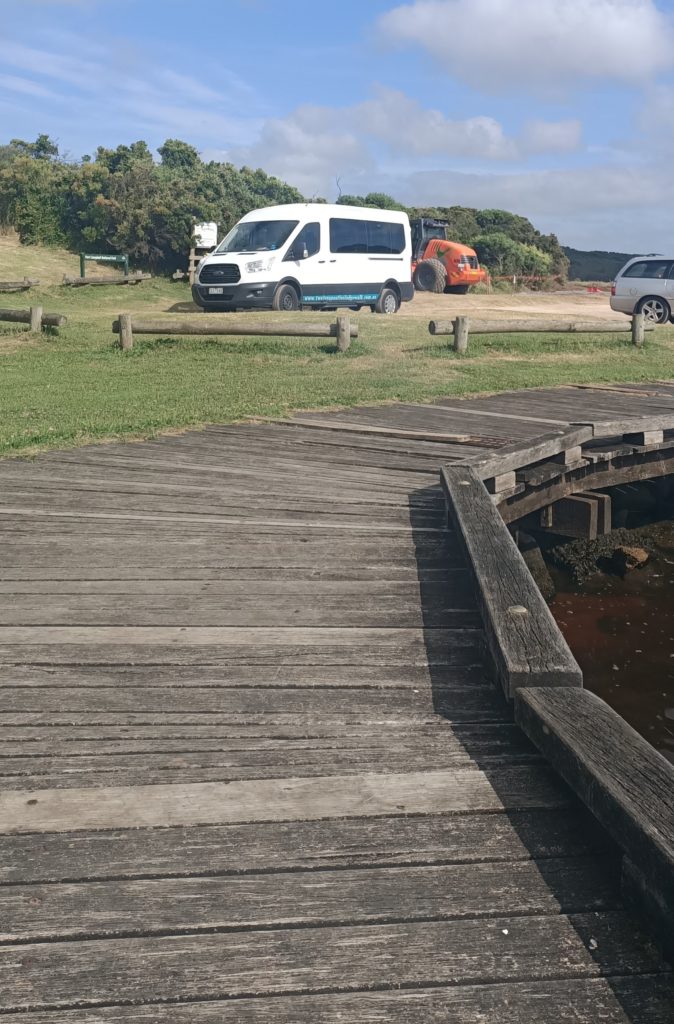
left=368, top=222, right=406, bottom=255
left=623, top=260, right=672, bottom=279
left=329, top=218, right=406, bottom=255
left=285, top=222, right=320, bottom=261
left=330, top=218, right=368, bottom=253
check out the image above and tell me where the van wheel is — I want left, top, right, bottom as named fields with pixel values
left=637, top=295, right=670, bottom=324
left=375, top=288, right=400, bottom=314
left=272, top=284, right=299, bottom=312
left=414, top=258, right=447, bottom=293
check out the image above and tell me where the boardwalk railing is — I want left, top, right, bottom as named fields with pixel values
left=0, top=305, right=66, bottom=331
left=430, top=314, right=650, bottom=351
left=112, top=314, right=358, bottom=352
left=443, top=413, right=674, bottom=957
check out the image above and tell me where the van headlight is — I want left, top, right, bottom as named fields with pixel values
left=245, top=257, right=275, bottom=273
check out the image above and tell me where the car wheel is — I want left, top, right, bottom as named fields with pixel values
left=637, top=295, right=671, bottom=324
left=374, top=288, right=400, bottom=314
left=272, top=284, right=300, bottom=312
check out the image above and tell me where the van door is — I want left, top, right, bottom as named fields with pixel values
left=281, top=221, right=330, bottom=304
left=326, top=216, right=407, bottom=305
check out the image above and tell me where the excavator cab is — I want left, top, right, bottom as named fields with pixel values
left=410, top=217, right=487, bottom=294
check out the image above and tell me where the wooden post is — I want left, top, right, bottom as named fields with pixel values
left=119, top=313, right=134, bottom=350
left=29, top=306, right=43, bottom=333
left=632, top=313, right=645, bottom=347
left=453, top=316, right=469, bottom=353
left=335, top=315, right=351, bottom=352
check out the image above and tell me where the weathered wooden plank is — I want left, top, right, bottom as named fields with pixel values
left=0, top=728, right=542, bottom=787
left=516, top=687, right=674, bottom=954
left=9, top=975, right=674, bottom=1024
left=251, top=416, right=491, bottom=446
left=0, top=766, right=571, bottom=834
left=0, top=642, right=486, bottom=668
left=442, top=465, right=582, bottom=696
left=0, top=913, right=666, bottom=1011
left=466, top=425, right=594, bottom=481
left=0, top=719, right=521, bottom=754
left=0, top=594, right=478, bottom=629
left=0, top=660, right=481, bottom=689
left=0, top=808, right=607, bottom=884
left=0, top=681, right=502, bottom=718
left=0, top=625, right=477, bottom=647
left=584, top=415, right=674, bottom=436
left=0, top=858, right=619, bottom=943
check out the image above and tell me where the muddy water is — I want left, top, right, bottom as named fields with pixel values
left=548, top=521, right=674, bottom=765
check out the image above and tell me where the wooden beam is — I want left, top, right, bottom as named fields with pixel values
left=468, top=425, right=594, bottom=481
left=580, top=415, right=674, bottom=437
left=429, top=318, right=652, bottom=336
left=64, top=273, right=150, bottom=287
left=516, top=687, right=674, bottom=956
left=538, top=494, right=600, bottom=540
left=0, top=308, right=66, bottom=328
left=442, top=465, right=582, bottom=697
left=112, top=317, right=359, bottom=339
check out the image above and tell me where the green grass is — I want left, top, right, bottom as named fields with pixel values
left=1, top=267, right=674, bottom=458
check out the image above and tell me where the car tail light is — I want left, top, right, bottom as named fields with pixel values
left=611, top=282, right=616, bottom=296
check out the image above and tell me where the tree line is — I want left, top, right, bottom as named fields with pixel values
left=0, top=136, right=568, bottom=279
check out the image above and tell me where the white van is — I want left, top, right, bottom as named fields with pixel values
left=192, top=203, right=413, bottom=314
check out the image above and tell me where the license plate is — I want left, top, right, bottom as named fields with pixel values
left=209, top=287, right=224, bottom=295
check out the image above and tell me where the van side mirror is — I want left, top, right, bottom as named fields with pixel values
left=297, top=245, right=309, bottom=260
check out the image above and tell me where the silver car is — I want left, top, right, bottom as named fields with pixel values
left=611, top=255, right=674, bottom=324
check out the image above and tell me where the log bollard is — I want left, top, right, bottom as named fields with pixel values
left=631, top=313, right=645, bottom=347
left=453, top=316, right=469, bottom=354
left=29, top=306, right=43, bottom=333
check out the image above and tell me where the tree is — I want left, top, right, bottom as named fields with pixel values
left=337, top=192, right=406, bottom=211
left=8, top=134, right=59, bottom=161
left=158, top=139, right=200, bottom=173
left=95, top=141, right=153, bottom=174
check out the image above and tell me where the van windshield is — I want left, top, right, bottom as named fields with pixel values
left=216, top=220, right=299, bottom=254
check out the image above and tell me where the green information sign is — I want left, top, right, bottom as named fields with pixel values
left=79, top=253, right=129, bottom=278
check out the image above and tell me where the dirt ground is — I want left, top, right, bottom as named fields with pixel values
left=396, top=288, right=623, bottom=322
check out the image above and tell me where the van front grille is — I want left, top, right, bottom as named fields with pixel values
left=200, top=263, right=241, bottom=284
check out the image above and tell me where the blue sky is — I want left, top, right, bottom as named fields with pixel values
left=1, top=0, right=674, bottom=250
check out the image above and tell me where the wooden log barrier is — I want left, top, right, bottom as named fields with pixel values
left=64, top=273, right=151, bottom=287
left=0, top=307, right=67, bottom=329
left=0, top=278, right=40, bottom=293
left=112, top=315, right=358, bottom=351
left=429, top=316, right=654, bottom=346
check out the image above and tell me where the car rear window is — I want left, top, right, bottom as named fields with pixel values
left=622, top=260, right=672, bottom=280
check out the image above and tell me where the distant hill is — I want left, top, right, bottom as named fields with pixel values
left=563, top=246, right=638, bottom=282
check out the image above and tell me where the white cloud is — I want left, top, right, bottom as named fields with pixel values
left=353, top=88, right=517, bottom=158
left=226, top=88, right=585, bottom=195
left=379, top=0, right=674, bottom=92
left=228, top=109, right=374, bottom=196
left=0, top=73, right=58, bottom=99
left=520, top=119, right=582, bottom=154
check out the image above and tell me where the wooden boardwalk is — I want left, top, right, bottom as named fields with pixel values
left=0, top=385, right=673, bottom=1020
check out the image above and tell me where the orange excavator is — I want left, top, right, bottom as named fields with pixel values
left=411, top=218, right=487, bottom=294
